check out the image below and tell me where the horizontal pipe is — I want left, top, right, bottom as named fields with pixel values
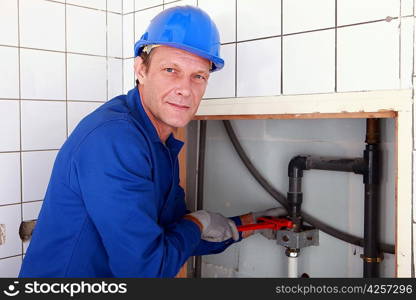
left=306, top=157, right=365, bottom=174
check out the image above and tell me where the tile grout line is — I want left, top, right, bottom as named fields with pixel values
left=65, top=0, right=68, bottom=139
left=121, top=0, right=124, bottom=94
left=106, top=0, right=109, bottom=102
left=0, top=149, right=60, bottom=154
left=234, top=0, right=237, bottom=98
left=16, top=0, right=24, bottom=262
left=0, top=200, right=43, bottom=209
left=335, top=0, right=338, bottom=92
left=280, top=0, right=283, bottom=95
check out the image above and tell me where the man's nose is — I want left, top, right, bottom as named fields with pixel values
left=175, top=76, right=192, bottom=97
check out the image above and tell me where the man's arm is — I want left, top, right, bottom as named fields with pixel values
left=71, top=120, right=201, bottom=277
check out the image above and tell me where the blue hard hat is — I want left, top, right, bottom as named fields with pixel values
left=134, top=6, right=224, bottom=72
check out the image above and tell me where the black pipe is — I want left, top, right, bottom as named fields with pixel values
left=194, top=120, right=207, bottom=278
left=222, top=120, right=395, bottom=254
left=306, top=157, right=365, bottom=174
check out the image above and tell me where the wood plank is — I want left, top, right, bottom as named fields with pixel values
left=194, top=111, right=396, bottom=120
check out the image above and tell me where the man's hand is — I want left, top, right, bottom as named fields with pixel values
left=238, top=207, right=288, bottom=238
left=184, top=210, right=239, bottom=242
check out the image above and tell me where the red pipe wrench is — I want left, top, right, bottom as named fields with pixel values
left=237, top=217, right=293, bottom=232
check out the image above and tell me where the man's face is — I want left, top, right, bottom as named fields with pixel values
left=134, top=46, right=210, bottom=131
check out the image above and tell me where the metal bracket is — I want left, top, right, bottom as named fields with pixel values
left=275, top=228, right=319, bottom=249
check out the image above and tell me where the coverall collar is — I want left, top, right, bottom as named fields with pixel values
left=126, top=87, right=184, bottom=157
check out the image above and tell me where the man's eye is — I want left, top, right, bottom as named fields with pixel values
left=195, top=74, right=206, bottom=80
left=165, top=68, right=175, bottom=73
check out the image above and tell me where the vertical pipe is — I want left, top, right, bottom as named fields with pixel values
left=288, top=257, right=298, bottom=278
left=363, top=119, right=381, bottom=278
left=194, top=120, right=207, bottom=278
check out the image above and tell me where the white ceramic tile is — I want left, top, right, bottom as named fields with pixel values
left=135, top=0, right=162, bottom=11
left=21, top=101, right=66, bottom=151
left=0, top=0, right=18, bottom=46
left=22, top=150, right=57, bottom=202
left=0, top=256, right=22, bottom=277
left=20, top=49, right=66, bottom=100
left=67, top=54, right=107, bottom=101
left=134, top=6, right=163, bottom=40
left=0, top=153, right=21, bottom=206
left=400, top=17, right=414, bottom=88
left=68, top=102, right=102, bottom=135
left=0, top=47, right=19, bottom=99
left=198, top=0, right=236, bottom=43
left=163, top=0, right=197, bottom=9
left=0, top=100, right=20, bottom=152
left=204, top=44, right=235, bottom=99
left=237, top=0, right=281, bottom=41
left=337, top=21, right=400, bottom=92
left=19, top=0, right=65, bottom=51
left=108, top=58, right=123, bottom=100
left=237, top=38, right=281, bottom=97
left=123, top=13, right=135, bottom=58
left=123, top=0, right=134, bottom=14
left=283, top=0, right=334, bottom=34
left=123, top=58, right=135, bottom=93
left=67, top=0, right=106, bottom=10
left=67, top=6, right=106, bottom=56
left=108, top=13, right=123, bottom=57
left=401, top=0, right=414, bottom=16
left=283, top=30, right=335, bottom=95
left=338, top=0, right=400, bottom=26
left=413, top=151, right=416, bottom=221
left=0, top=204, right=22, bottom=259
left=108, top=0, right=122, bottom=13
left=22, top=201, right=43, bottom=253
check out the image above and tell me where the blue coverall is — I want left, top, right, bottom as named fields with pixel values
left=19, top=87, right=240, bottom=277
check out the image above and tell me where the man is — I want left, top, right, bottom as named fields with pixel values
left=19, top=6, right=286, bottom=278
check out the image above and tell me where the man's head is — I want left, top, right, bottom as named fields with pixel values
left=133, top=6, right=223, bottom=139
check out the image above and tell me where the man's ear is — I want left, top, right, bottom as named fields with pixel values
left=134, top=56, right=147, bottom=84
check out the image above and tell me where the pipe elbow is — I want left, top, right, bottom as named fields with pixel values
left=288, top=156, right=308, bottom=178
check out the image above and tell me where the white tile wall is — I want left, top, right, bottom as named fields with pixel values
left=0, top=101, right=20, bottom=152
left=0, top=46, right=19, bottom=99
left=19, top=0, right=65, bottom=52
left=0, top=256, right=22, bottom=277
left=0, top=204, right=22, bottom=259
left=108, top=58, right=123, bottom=100
left=66, top=0, right=106, bottom=10
left=283, top=30, right=335, bottom=95
left=135, top=0, right=162, bottom=11
left=123, top=58, right=135, bottom=93
left=68, top=102, right=102, bottom=135
left=134, top=6, right=163, bottom=40
left=400, top=17, right=414, bottom=89
left=198, top=0, right=236, bottom=43
left=0, top=0, right=18, bottom=46
left=237, top=38, right=281, bottom=97
left=337, top=0, right=400, bottom=26
left=67, top=6, right=106, bottom=56
left=108, top=13, right=123, bottom=58
left=123, top=13, right=135, bottom=58
left=204, top=44, right=235, bottom=99
left=20, top=49, right=66, bottom=100
left=22, top=151, right=58, bottom=202
left=401, top=0, right=414, bottom=16
left=337, top=21, right=400, bottom=92
left=0, top=153, right=21, bottom=206
left=164, top=0, right=197, bottom=9
left=123, top=0, right=135, bottom=14
left=108, top=0, right=122, bottom=13
left=67, top=54, right=107, bottom=101
left=21, top=101, right=66, bottom=151
left=237, top=0, right=281, bottom=41
left=283, top=0, right=335, bottom=34
left=22, top=201, right=43, bottom=253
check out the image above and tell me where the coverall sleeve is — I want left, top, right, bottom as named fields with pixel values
left=70, top=120, right=201, bottom=277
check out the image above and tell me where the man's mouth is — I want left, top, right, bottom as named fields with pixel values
left=167, top=102, right=190, bottom=111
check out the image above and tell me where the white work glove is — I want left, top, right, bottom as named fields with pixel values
left=184, top=210, right=239, bottom=242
